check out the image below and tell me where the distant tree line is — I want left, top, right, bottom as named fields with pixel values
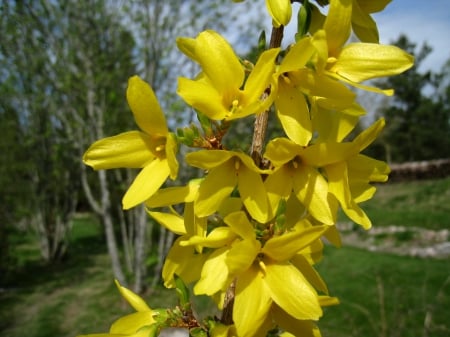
left=366, top=35, right=450, bottom=163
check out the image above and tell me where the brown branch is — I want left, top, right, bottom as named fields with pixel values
left=250, top=25, right=284, bottom=167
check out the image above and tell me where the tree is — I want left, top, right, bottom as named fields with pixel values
left=0, top=1, right=82, bottom=262
left=373, top=35, right=450, bottom=162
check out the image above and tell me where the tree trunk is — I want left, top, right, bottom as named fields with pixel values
left=133, top=205, right=147, bottom=293
left=98, top=169, right=126, bottom=285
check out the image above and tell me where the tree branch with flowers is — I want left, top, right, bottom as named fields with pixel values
left=78, top=0, right=413, bottom=336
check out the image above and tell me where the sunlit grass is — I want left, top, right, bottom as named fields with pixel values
left=317, top=245, right=450, bottom=337
left=362, top=177, right=450, bottom=230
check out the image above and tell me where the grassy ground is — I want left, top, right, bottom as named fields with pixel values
left=362, top=177, right=450, bottom=230
left=317, top=246, right=450, bottom=337
left=1, top=178, right=449, bottom=337
left=0, top=216, right=178, bottom=337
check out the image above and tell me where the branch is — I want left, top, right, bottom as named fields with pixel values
left=250, top=25, right=284, bottom=167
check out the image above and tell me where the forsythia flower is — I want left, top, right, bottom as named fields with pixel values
left=182, top=211, right=330, bottom=337
left=232, top=0, right=291, bottom=28
left=83, top=76, right=178, bottom=209
left=177, top=30, right=279, bottom=121
left=186, top=150, right=270, bottom=223
left=264, top=137, right=357, bottom=225
left=317, top=1, right=414, bottom=94
left=266, top=0, right=292, bottom=27
left=77, top=280, right=156, bottom=337
left=324, top=118, right=390, bottom=229
left=273, top=36, right=356, bottom=145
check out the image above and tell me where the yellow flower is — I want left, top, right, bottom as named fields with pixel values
left=77, top=280, right=155, bottom=337
left=183, top=211, right=329, bottom=337
left=324, top=119, right=390, bottom=229
left=177, top=30, right=279, bottom=120
left=307, top=0, right=414, bottom=95
left=151, top=203, right=210, bottom=288
left=264, top=138, right=358, bottom=224
left=231, top=0, right=292, bottom=28
left=145, top=184, right=209, bottom=288
left=266, top=0, right=292, bottom=27
left=83, top=76, right=178, bottom=209
left=186, top=150, right=270, bottom=223
left=308, top=0, right=391, bottom=44
left=274, top=36, right=356, bottom=145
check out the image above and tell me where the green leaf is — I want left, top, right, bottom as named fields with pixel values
left=174, top=274, right=190, bottom=307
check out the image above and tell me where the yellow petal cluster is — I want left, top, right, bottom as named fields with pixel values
left=80, top=0, right=414, bottom=336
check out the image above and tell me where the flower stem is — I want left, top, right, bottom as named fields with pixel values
left=221, top=25, right=285, bottom=326
left=250, top=25, right=284, bottom=168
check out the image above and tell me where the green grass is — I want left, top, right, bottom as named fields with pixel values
left=360, top=177, right=450, bottom=230
left=317, top=245, right=450, bottom=337
left=0, top=215, right=178, bottom=337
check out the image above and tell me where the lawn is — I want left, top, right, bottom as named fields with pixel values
left=317, top=246, right=450, bottom=337
left=1, top=178, right=449, bottom=337
left=362, top=177, right=450, bottom=230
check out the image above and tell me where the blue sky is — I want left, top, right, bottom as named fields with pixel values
left=373, top=0, right=450, bottom=72
left=261, top=0, right=450, bottom=73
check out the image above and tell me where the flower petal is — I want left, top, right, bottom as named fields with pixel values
left=166, top=133, right=179, bottom=179
left=115, top=280, right=151, bottom=312
left=83, top=131, right=154, bottom=169
left=351, top=0, right=379, bottom=43
left=224, top=211, right=256, bottom=240
left=186, top=150, right=234, bottom=169
left=293, top=166, right=334, bottom=225
left=110, top=311, right=155, bottom=334
left=238, top=165, right=269, bottom=223
left=276, top=79, right=312, bottom=146
left=272, top=305, right=321, bottom=337
left=122, top=158, right=170, bottom=209
left=243, top=48, right=279, bottom=104
left=195, top=161, right=237, bottom=217
left=279, top=37, right=315, bottom=74
left=324, top=0, right=352, bottom=56
left=162, top=238, right=208, bottom=288
left=147, top=211, right=186, bottom=235
left=313, top=104, right=361, bottom=142
left=302, top=142, right=357, bottom=167
left=291, top=254, right=328, bottom=294
left=177, top=77, right=229, bottom=120
left=127, top=76, right=168, bottom=136
left=193, top=30, right=244, bottom=95
left=330, top=43, right=414, bottom=82
left=234, top=266, right=272, bottom=337
left=181, top=227, right=236, bottom=248
left=262, top=224, right=327, bottom=261
left=146, top=179, right=201, bottom=208
left=227, top=239, right=261, bottom=275
left=194, top=246, right=231, bottom=296
left=266, top=0, right=292, bottom=27
left=326, top=161, right=372, bottom=229
left=264, top=263, right=322, bottom=320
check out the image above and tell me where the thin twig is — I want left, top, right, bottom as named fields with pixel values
left=251, top=25, right=284, bottom=167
